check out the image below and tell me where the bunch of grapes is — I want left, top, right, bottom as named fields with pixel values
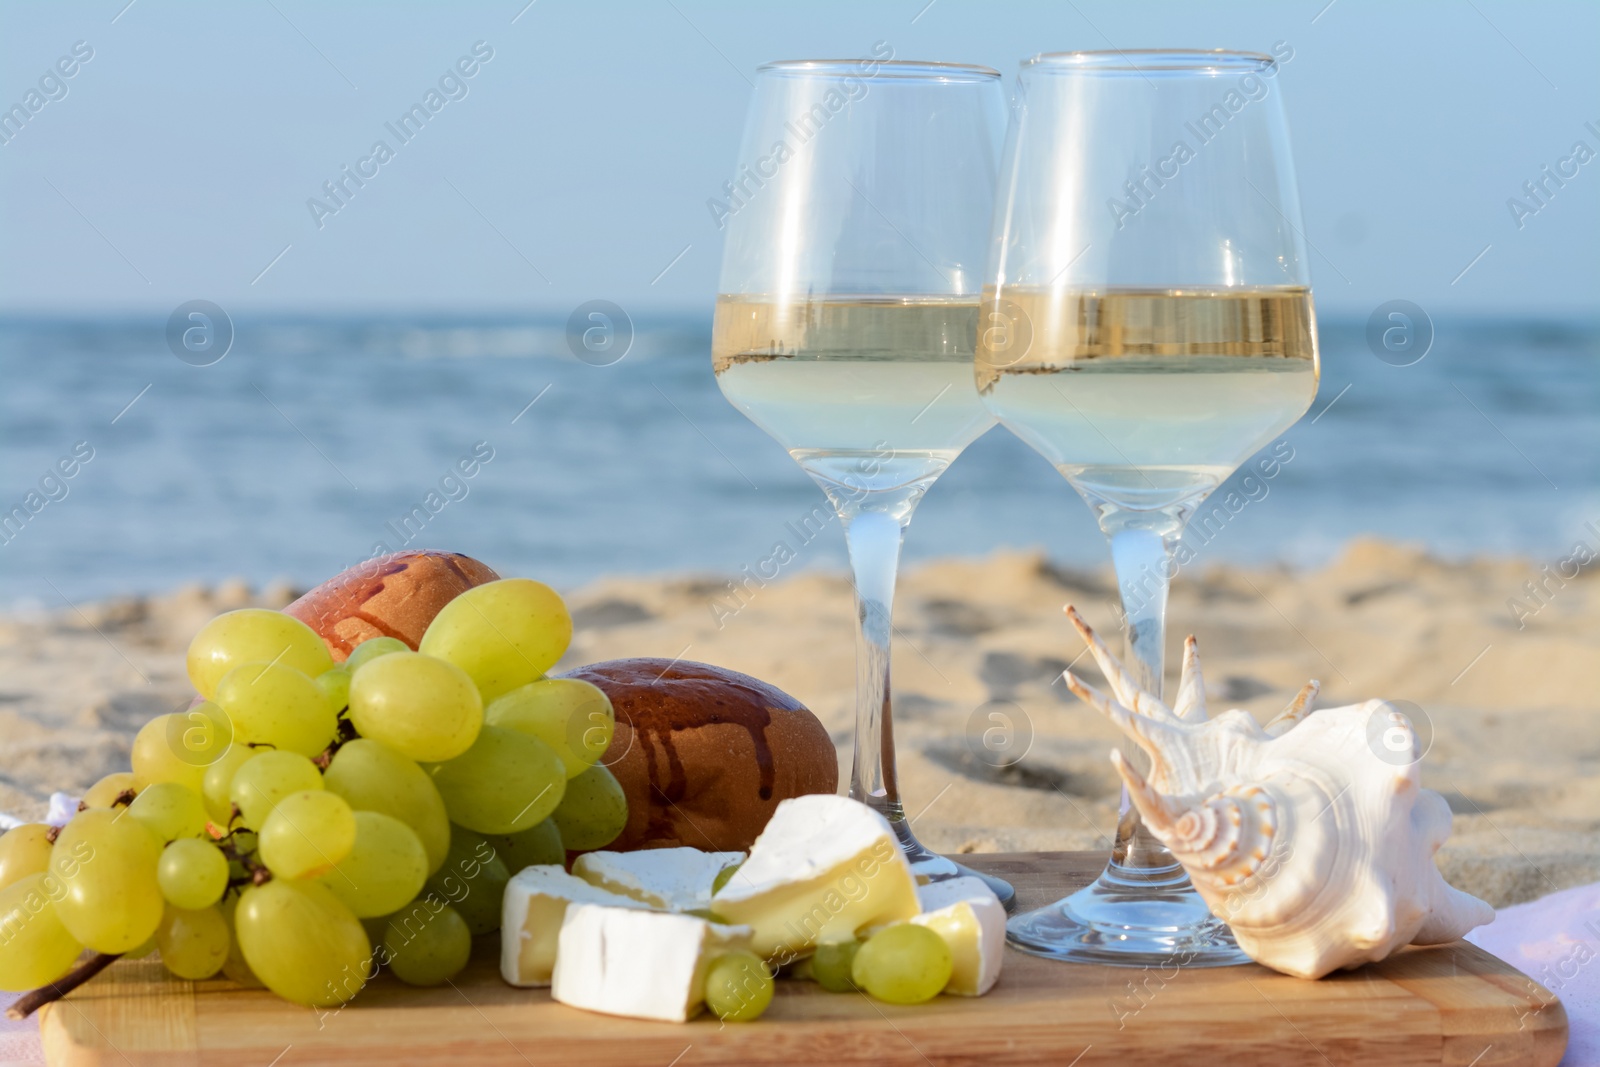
left=0, top=578, right=629, bottom=1010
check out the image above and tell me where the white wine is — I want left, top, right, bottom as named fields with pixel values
left=712, top=296, right=993, bottom=491
left=976, top=288, right=1318, bottom=509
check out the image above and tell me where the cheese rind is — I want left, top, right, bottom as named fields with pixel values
left=911, top=876, right=1005, bottom=996
left=572, top=847, right=745, bottom=913
left=711, top=794, right=920, bottom=961
left=551, top=903, right=753, bottom=1022
left=914, top=874, right=1000, bottom=913
left=499, top=865, right=650, bottom=987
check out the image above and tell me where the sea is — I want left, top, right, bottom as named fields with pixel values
left=1, top=313, right=1596, bottom=607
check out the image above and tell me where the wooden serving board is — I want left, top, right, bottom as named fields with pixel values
left=39, top=852, right=1568, bottom=1067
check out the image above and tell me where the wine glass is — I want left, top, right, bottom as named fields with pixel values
left=712, top=58, right=1013, bottom=905
left=979, top=50, right=1320, bottom=964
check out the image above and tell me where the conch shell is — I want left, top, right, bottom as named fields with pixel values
left=1062, top=606, right=1493, bottom=979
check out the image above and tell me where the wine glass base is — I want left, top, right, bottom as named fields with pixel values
left=1006, top=860, right=1250, bottom=967
left=889, top=814, right=1017, bottom=912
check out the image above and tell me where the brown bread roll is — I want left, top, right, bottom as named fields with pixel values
left=284, top=550, right=500, bottom=660
left=563, top=658, right=838, bottom=853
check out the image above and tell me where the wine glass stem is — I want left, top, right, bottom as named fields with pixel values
left=830, top=481, right=1016, bottom=905
left=839, top=499, right=913, bottom=822
left=1105, top=513, right=1185, bottom=874
left=1109, top=523, right=1171, bottom=695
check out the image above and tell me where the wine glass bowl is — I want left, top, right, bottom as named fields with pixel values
left=978, top=287, right=1319, bottom=513
left=712, top=59, right=1013, bottom=905
left=712, top=295, right=994, bottom=495
left=981, top=49, right=1321, bottom=964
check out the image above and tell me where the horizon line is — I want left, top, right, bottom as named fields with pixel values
left=0, top=304, right=1595, bottom=325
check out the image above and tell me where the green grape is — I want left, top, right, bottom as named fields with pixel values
left=382, top=901, right=471, bottom=986
left=485, top=677, right=614, bottom=778
left=131, top=713, right=208, bottom=793
left=202, top=745, right=256, bottom=823
left=711, top=861, right=742, bottom=896
left=548, top=763, right=626, bottom=851
left=235, top=880, right=371, bottom=1006
left=259, top=791, right=356, bottom=880
left=187, top=608, right=334, bottom=700
left=157, top=838, right=229, bottom=910
left=851, top=923, right=953, bottom=1005
left=169, top=700, right=234, bottom=771
left=323, top=739, right=450, bottom=875
left=229, top=750, right=324, bottom=830
left=360, top=914, right=389, bottom=950
left=422, top=826, right=509, bottom=936
left=811, top=937, right=861, bottom=992
left=315, top=666, right=352, bottom=713
left=216, top=662, right=338, bottom=758
left=0, top=824, right=56, bottom=891
left=219, top=892, right=262, bottom=988
left=424, top=726, right=565, bottom=835
left=226, top=827, right=259, bottom=862
left=320, top=812, right=428, bottom=918
left=81, top=771, right=137, bottom=809
left=418, top=579, right=571, bottom=702
left=124, top=932, right=158, bottom=959
left=156, top=904, right=230, bottom=980
left=485, top=819, right=563, bottom=874
left=348, top=652, right=482, bottom=763
left=126, top=782, right=209, bottom=842
left=704, top=951, right=774, bottom=1022
left=0, top=873, right=83, bottom=991
left=345, top=636, right=409, bottom=672
left=49, top=808, right=165, bottom=953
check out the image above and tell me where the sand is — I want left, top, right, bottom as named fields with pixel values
left=2, top=538, right=1596, bottom=909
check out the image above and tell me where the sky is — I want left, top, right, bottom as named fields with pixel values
left=0, top=0, right=1596, bottom=320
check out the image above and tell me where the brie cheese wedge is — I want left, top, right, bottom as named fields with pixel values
left=572, top=847, right=745, bottom=914
left=710, top=794, right=920, bottom=961
left=551, top=903, right=753, bottom=1022
left=911, top=875, right=1005, bottom=996
left=500, top=865, right=650, bottom=987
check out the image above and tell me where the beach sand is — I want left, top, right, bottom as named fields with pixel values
left=2, top=538, right=1595, bottom=909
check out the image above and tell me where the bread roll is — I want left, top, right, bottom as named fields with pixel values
left=563, top=659, right=838, bottom=853
left=284, top=550, right=499, bottom=660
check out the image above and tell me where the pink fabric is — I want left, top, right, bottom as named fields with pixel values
left=0, top=798, right=72, bottom=1066
left=1467, top=880, right=1600, bottom=1067
left=0, top=992, right=41, bottom=1067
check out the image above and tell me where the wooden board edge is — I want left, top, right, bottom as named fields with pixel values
left=1375, top=942, right=1569, bottom=1067
left=39, top=958, right=200, bottom=1067
left=31, top=853, right=1576, bottom=1067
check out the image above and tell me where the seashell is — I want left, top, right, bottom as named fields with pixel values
left=1060, top=606, right=1493, bottom=979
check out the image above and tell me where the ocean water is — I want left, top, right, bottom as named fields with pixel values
left=0, top=314, right=1595, bottom=606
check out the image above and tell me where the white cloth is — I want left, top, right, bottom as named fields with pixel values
left=0, top=794, right=79, bottom=832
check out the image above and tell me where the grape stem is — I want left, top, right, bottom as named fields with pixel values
left=6, top=952, right=122, bottom=1020
left=313, top=715, right=360, bottom=770
left=76, top=790, right=135, bottom=814
left=215, top=828, right=272, bottom=890
left=216, top=830, right=272, bottom=887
